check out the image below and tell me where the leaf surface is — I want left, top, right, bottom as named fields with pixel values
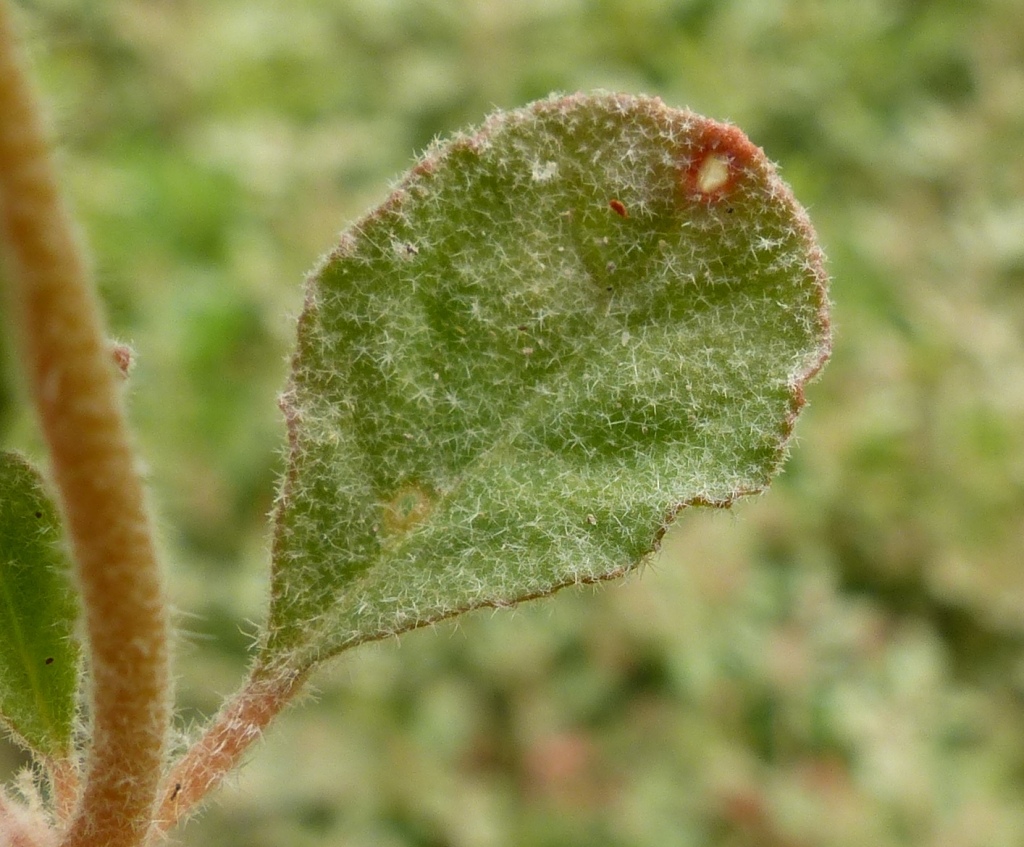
left=0, top=451, right=79, bottom=757
left=261, top=93, right=830, bottom=672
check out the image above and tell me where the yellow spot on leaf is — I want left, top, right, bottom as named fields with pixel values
left=696, top=154, right=730, bottom=194
left=381, top=485, right=434, bottom=540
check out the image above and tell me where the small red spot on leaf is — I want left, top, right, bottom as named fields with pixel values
left=608, top=199, right=628, bottom=218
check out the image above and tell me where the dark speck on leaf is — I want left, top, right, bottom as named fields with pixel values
left=44, top=657, right=54, bottom=665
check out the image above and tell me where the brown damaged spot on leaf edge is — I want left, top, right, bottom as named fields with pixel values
left=679, top=120, right=761, bottom=202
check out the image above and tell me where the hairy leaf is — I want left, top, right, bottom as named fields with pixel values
left=260, top=93, right=830, bottom=672
left=0, top=451, right=79, bottom=757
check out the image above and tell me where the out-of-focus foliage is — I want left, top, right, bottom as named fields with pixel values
left=2, top=0, right=1023, bottom=844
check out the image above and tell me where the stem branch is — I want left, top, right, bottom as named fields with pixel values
left=0, top=5, right=171, bottom=847
left=153, top=666, right=307, bottom=836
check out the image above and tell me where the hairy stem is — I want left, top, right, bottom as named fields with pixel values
left=152, top=666, right=307, bottom=836
left=46, top=758, right=79, bottom=826
left=0, top=5, right=170, bottom=847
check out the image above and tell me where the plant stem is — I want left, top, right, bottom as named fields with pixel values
left=47, top=757, right=80, bottom=826
left=0, top=5, right=171, bottom=847
left=152, top=665, right=307, bottom=836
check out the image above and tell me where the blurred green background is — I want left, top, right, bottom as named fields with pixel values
left=2, top=0, right=1024, bottom=844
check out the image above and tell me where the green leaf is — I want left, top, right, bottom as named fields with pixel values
left=260, top=93, right=830, bottom=672
left=0, top=451, right=79, bottom=757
